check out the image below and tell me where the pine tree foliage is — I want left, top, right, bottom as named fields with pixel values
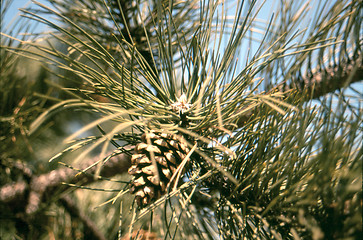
left=1, top=0, right=362, bottom=239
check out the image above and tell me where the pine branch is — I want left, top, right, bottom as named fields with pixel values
left=0, top=153, right=131, bottom=215
left=277, top=54, right=363, bottom=100
left=7, top=53, right=355, bottom=209
left=235, top=54, right=362, bottom=128
left=2, top=1, right=360, bottom=238
left=59, top=195, right=107, bottom=240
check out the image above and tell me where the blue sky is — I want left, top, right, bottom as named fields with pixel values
left=3, top=0, right=32, bottom=25
left=2, top=0, right=50, bottom=36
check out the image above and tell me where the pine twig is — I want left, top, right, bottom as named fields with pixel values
left=59, top=195, right=107, bottom=240
left=278, top=55, right=363, bottom=100
left=235, top=54, right=362, bottom=128
left=0, top=153, right=131, bottom=214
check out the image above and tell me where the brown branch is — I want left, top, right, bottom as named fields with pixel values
left=235, top=54, right=362, bottom=128
left=0, top=152, right=131, bottom=215
left=59, top=195, right=106, bottom=240
left=0, top=181, right=28, bottom=203
left=279, top=56, right=363, bottom=100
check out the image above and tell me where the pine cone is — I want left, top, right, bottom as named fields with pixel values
left=128, top=131, right=190, bottom=207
